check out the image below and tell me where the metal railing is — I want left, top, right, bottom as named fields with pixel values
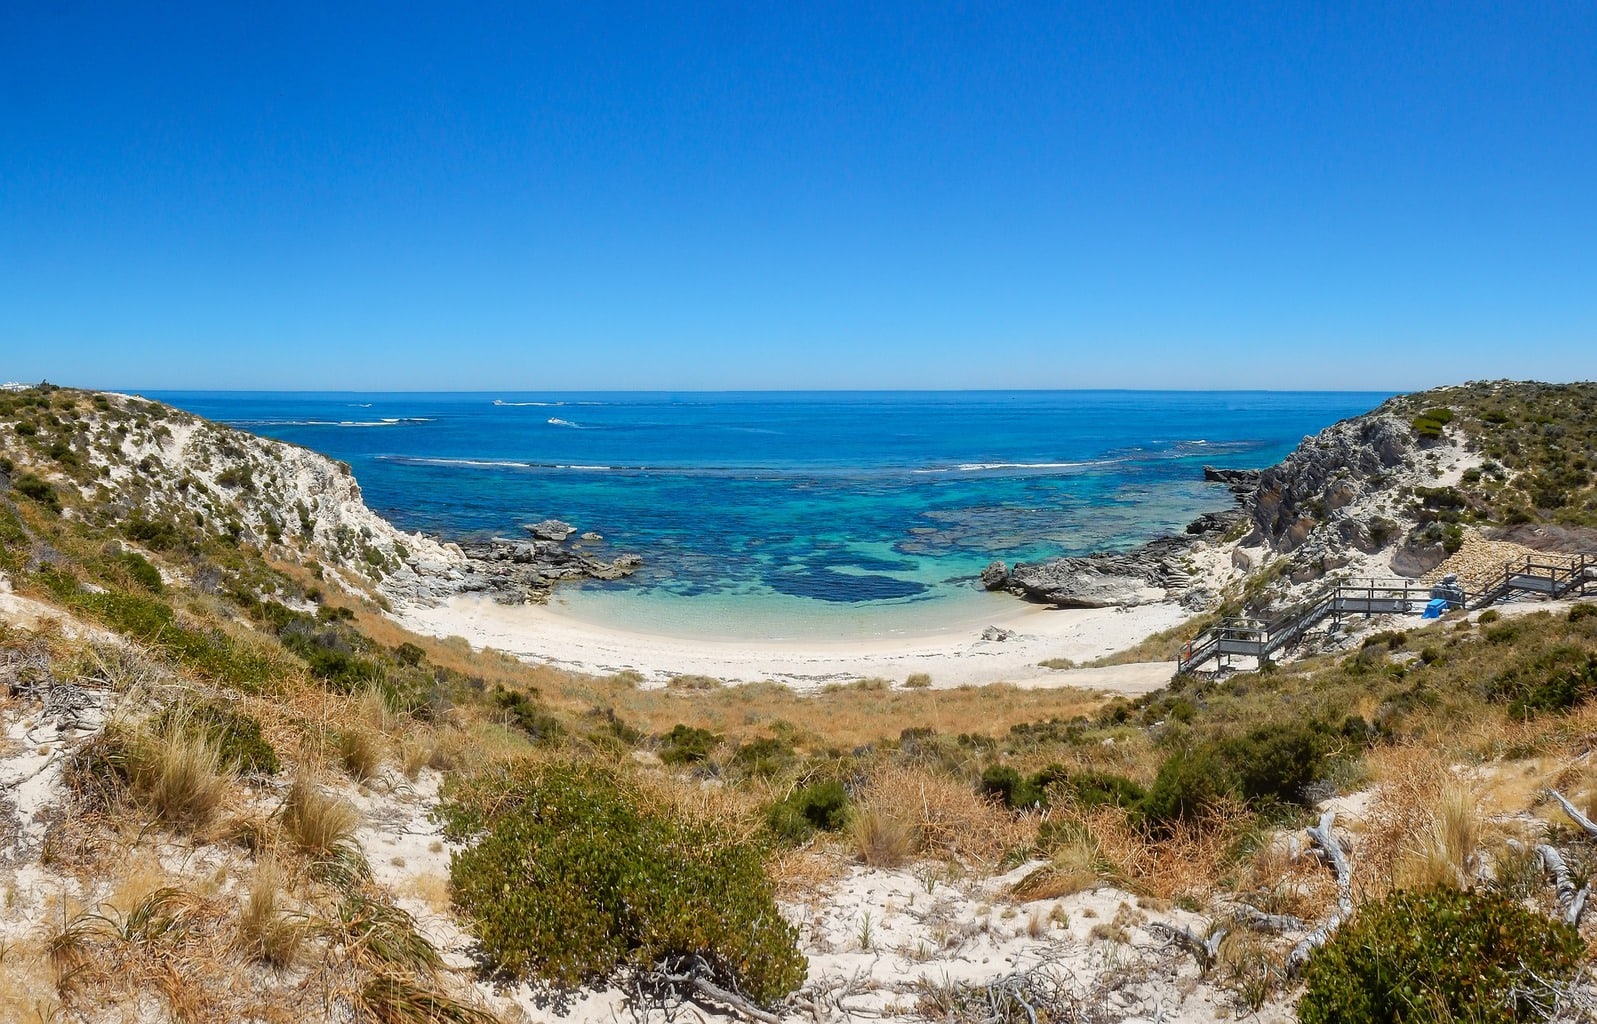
left=1176, top=555, right=1594, bottom=675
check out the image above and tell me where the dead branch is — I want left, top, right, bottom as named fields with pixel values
left=1147, top=921, right=1224, bottom=969
left=1232, top=905, right=1308, bottom=934
left=1287, top=810, right=1352, bottom=972
left=1537, top=844, right=1591, bottom=927
left=1548, top=790, right=1597, bottom=841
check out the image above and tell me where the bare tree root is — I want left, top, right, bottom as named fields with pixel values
left=1287, top=810, right=1352, bottom=972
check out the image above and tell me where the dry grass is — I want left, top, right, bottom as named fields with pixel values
left=851, top=803, right=920, bottom=868
left=0, top=937, right=60, bottom=1024
left=852, top=764, right=1028, bottom=870
left=1391, top=779, right=1484, bottom=890
left=103, top=712, right=236, bottom=831
left=282, top=775, right=361, bottom=854
left=339, top=725, right=384, bottom=782
left=1012, top=828, right=1106, bottom=900
left=1363, top=746, right=1487, bottom=893
left=238, top=858, right=304, bottom=968
left=1044, top=800, right=1249, bottom=904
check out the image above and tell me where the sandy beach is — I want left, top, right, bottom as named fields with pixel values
left=397, top=592, right=1188, bottom=692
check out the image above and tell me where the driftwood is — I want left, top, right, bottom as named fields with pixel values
left=1287, top=810, right=1353, bottom=971
left=633, top=955, right=785, bottom=1024
left=1148, top=921, right=1225, bottom=968
left=1232, top=905, right=1309, bottom=935
left=1549, top=789, right=1597, bottom=840
left=1537, top=844, right=1592, bottom=926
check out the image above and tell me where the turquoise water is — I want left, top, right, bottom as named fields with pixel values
left=149, top=391, right=1388, bottom=638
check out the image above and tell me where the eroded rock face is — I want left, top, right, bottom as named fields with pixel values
left=1391, top=539, right=1448, bottom=578
left=980, top=561, right=1010, bottom=591
left=1247, top=414, right=1415, bottom=551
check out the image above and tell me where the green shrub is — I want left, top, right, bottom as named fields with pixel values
left=1298, top=885, right=1582, bottom=1024
left=1058, top=769, right=1146, bottom=810
left=660, top=724, right=721, bottom=765
left=1140, top=747, right=1233, bottom=827
left=1478, top=609, right=1501, bottom=624
left=980, top=764, right=1044, bottom=809
left=12, top=472, right=59, bottom=511
left=114, top=549, right=164, bottom=593
left=730, top=736, right=798, bottom=778
left=1570, top=602, right=1597, bottom=623
left=766, top=780, right=850, bottom=842
left=1485, top=644, right=1597, bottom=719
left=156, top=700, right=279, bottom=775
left=493, top=686, right=563, bottom=743
left=1220, top=722, right=1328, bottom=808
left=445, top=762, right=805, bottom=1003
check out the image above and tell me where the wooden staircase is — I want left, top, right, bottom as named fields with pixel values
left=1176, top=555, right=1595, bottom=675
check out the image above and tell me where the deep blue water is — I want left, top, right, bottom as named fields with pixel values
left=145, top=391, right=1388, bottom=637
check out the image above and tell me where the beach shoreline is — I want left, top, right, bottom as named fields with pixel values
left=395, top=590, right=1190, bottom=693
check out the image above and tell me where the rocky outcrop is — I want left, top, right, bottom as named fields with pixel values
left=1245, top=413, right=1415, bottom=552
left=1002, top=521, right=1241, bottom=608
left=526, top=519, right=576, bottom=541
left=980, top=560, right=1010, bottom=590
left=25, top=392, right=640, bottom=609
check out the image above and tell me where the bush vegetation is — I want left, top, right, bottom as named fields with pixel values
left=1298, top=885, right=1583, bottom=1024
left=442, top=761, right=805, bottom=1003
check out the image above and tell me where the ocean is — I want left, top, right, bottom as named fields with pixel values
left=147, top=391, right=1389, bottom=639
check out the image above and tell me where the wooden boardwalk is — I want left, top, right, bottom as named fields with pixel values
left=1177, top=555, right=1595, bottom=675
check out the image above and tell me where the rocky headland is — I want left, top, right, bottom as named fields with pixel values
left=0, top=388, right=638, bottom=610
left=983, top=382, right=1597, bottom=618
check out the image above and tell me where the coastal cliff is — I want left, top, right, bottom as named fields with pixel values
left=0, top=386, right=636, bottom=607
left=991, top=381, right=1597, bottom=615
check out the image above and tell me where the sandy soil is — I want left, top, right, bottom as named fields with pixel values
left=397, top=594, right=1189, bottom=692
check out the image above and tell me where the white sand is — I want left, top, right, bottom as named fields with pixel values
left=397, top=593, right=1187, bottom=692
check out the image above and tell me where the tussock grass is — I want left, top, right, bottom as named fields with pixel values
left=282, top=776, right=361, bottom=854
left=339, top=725, right=384, bottom=782
left=852, top=764, right=1026, bottom=869
left=238, top=858, right=303, bottom=968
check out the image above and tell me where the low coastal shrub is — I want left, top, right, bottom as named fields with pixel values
left=113, top=548, right=164, bottom=593
left=444, top=761, right=805, bottom=1003
left=1298, top=885, right=1583, bottom=1024
left=980, top=764, right=1045, bottom=809
left=1485, top=644, right=1597, bottom=719
left=730, top=735, right=798, bottom=777
left=11, top=471, right=59, bottom=511
left=155, top=699, right=279, bottom=775
left=766, top=779, right=850, bottom=842
left=1142, top=723, right=1329, bottom=827
left=660, top=723, right=721, bottom=765
left=1410, top=406, right=1454, bottom=440
left=493, top=686, right=563, bottom=744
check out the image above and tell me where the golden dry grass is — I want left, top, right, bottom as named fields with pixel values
left=281, top=775, right=361, bottom=854
left=238, top=858, right=304, bottom=968
left=1363, top=746, right=1487, bottom=893
left=851, top=763, right=1029, bottom=870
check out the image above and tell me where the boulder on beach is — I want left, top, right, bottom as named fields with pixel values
left=980, top=560, right=1010, bottom=590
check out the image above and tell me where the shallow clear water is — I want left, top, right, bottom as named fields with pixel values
left=148, top=390, right=1388, bottom=638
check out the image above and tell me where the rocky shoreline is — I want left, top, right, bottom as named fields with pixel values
left=979, top=467, right=1255, bottom=610
left=382, top=518, right=642, bottom=607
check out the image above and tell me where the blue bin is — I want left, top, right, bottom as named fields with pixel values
left=1422, top=598, right=1449, bottom=619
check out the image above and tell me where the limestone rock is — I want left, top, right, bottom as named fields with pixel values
left=526, top=519, right=577, bottom=541
left=980, top=560, right=1010, bottom=591
left=1391, top=539, right=1448, bottom=578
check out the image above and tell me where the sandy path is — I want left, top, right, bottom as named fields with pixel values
left=397, top=593, right=1187, bottom=692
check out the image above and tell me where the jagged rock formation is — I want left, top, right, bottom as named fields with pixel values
left=994, top=397, right=1480, bottom=610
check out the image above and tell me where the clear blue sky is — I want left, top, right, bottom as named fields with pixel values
left=2, top=3, right=1593, bottom=390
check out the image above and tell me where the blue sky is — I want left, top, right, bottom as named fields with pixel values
left=2, top=3, right=1593, bottom=390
